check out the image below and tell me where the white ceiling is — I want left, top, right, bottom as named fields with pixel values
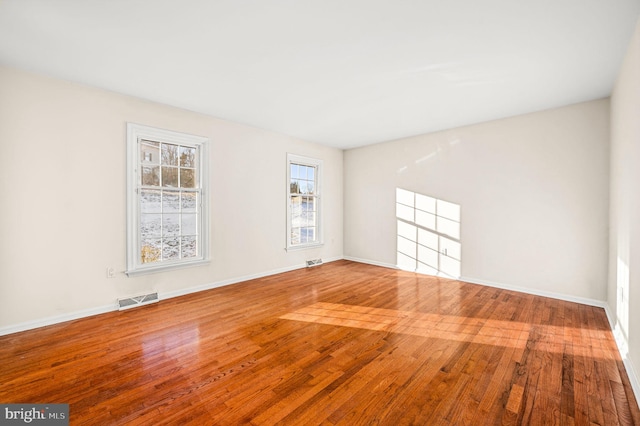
left=0, top=1, right=638, bottom=149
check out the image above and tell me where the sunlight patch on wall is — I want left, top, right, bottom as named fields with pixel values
left=616, top=256, right=630, bottom=350
left=396, top=188, right=461, bottom=278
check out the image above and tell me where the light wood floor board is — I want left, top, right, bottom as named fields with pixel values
left=0, top=260, right=638, bottom=425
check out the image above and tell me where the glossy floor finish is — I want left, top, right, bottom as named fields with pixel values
left=1, top=260, right=638, bottom=425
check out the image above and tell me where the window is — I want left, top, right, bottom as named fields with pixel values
left=126, top=123, right=209, bottom=276
left=287, top=154, right=322, bottom=250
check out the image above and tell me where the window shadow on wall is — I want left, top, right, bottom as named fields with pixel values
left=396, top=188, right=461, bottom=278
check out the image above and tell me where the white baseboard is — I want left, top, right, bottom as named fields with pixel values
left=459, top=275, right=608, bottom=309
left=343, top=256, right=398, bottom=270
left=344, top=256, right=640, bottom=403
left=0, top=304, right=117, bottom=336
left=0, top=257, right=344, bottom=337
left=160, top=256, right=343, bottom=301
left=2, top=255, right=639, bottom=406
left=461, top=274, right=640, bottom=402
left=345, top=256, right=595, bottom=303
left=604, top=305, right=640, bottom=402
left=344, top=256, right=608, bottom=307
left=462, top=275, right=639, bottom=403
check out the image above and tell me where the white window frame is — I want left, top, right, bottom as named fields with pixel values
left=126, top=123, right=210, bottom=276
left=286, top=153, right=323, bottom=251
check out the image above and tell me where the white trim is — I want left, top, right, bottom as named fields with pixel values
left=161, top=256, right=343, bottom=300
left=621, top=352, right=640, bottom=404
left=161, top=264, right=308, bottom=300
left=286, top=153, right=323, bottom=251
left=343, top=256, right=399, bottom=270
left=285, top=242, right=325, bottom=251
left=125, top=259, right=211, bottom=277
left=345, top=256, right=639, bottom=400
left=0, top=257, right=343, bottom=337
left=459, top=275, right=608, bottom=308
left=126, top=123, right=210, bottom=276
left=0, top=304, right=117, bottom=336
left=345, top=256, right=609, bottom=307
left=604, top=305, right=640, bottom=401
left=3, top=254, right=638, bottom=405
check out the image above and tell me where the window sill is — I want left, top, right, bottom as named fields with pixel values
left=286, top=242, right=324, bottom=252
left=126, top=258, right=210, bottom=277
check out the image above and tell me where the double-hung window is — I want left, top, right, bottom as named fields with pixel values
left=287, top=154, right=322, bottom=250
left=126, top=123, right=209, bottom=275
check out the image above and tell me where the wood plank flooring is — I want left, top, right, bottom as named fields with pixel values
left=1, top=260, right=638, bottom=425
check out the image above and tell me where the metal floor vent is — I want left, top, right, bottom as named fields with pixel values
left=306, top=258, right=323, bottom=267
left=118, top=292, right=159, bottom=310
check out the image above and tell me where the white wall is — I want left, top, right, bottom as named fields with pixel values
left=0, top=62, right=618, bottom=333
left=609, top=18, right=640, bottom=386
left=344, top=99, right=610, bottom=301
left=0, top=66, right=343, bottom=331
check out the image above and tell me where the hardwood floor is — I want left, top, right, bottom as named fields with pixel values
left=1, top=260, right=638, bottom=425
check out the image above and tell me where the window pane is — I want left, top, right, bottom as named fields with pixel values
left=163, top=214, right=180, bottom=236
left=141, top=239, right=161, bottom=264
left=141, top=190, right=161, bottom=213
left=162, top=166, right=179, bottom=187
left=128, top=124, right=208, bottom=273
left=298, top=165, right=307, bottom=180
left=140, top=214, right=161, bottom=238
left=142, top=166, right=160, bottom=186
left=302, top=211, right=316, bottom=227
left=182, top=214, right=197, bottom=235
left=301, top=227, right=315, bottom=243
left=182, top=192, right=197, bottom=212
left=180, top=146, right=195, bottom=167
left=180, top=168, right=195, bottom=188
left=162, top=237, right=180, bottom=260
left=162, top=191, right=180, bottom=212
left=292, top=212, right=302, bottom=227
left=292, top=195, right=302, bottom=227
left=287, top=156, right=321, bottom=248
left=298, top=180, right=307, bottom=194
left=303, top=197, right=317, bottom=212
left=181, top=236, right=197, bottom=258
left=140, top=140, right=159, bottom=165
left=291, top=228, right=301, bottom=245
left=161, top=144, right=179, bottom=166
left=291, top=195, right=302, bottom=214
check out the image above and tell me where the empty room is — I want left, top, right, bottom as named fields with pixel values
left=1, top=1, right=640, bottom=424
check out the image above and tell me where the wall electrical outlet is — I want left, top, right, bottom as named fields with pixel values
left=106, top=267, right=115, bottom=278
